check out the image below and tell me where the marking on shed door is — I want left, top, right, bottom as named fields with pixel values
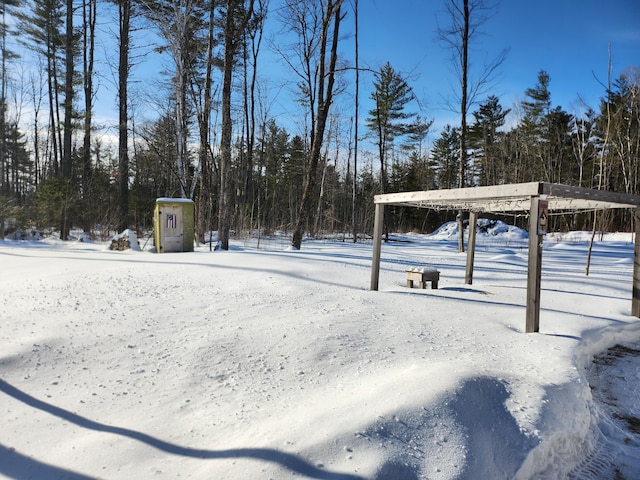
left=162, top=206, right=183, bottom=252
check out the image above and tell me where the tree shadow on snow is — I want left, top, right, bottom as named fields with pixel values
left=0, top=379, right=365, bottom=480
left=449, top=377, right=539, bottom=479
left=360, top=377, right=537, bottom=479
left=366, top=377, right=538, bottom=480
left=0, top=443, right=94, bottom=480
left=373, top=461, right=419, bottom=480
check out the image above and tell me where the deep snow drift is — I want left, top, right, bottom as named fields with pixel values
left=1, top=223, right=640, bottom=479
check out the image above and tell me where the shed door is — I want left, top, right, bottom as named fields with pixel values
left=161, top=205, right=183, bottom=252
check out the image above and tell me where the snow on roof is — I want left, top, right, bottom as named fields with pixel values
left=156, top=197, right=194, bottom=203
left=375, top=182, right=640, bottom=213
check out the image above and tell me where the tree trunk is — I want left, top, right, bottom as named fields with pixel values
left=82, top=0, right=96, bottom=233
left=118, top=0, right=131, bottom=233
left=291, top=0, right=343, bottom=250
left=60, top=0, right=74, bottom=240
left=241, top=3, right=264, bottom=233
left=587, top=46, right=612, bottom=276
left=0, top=5, right=7, bottom=200
left=219, top=0, right=254, bottom=250
left=457, top=0, right=469, bottom=254
left=175, top=47, right=188, bottom=199
left=218, top=2, right=235, bottom=251
left=195, top=0, right=216, bottom=245
left=46, top=49, right=59, bottom=176
left=352, top=0, right=358, bottom=243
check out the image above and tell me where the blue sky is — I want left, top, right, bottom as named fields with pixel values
left=79, top=1, right=639, bottom=147
left=355, top=0, right=639, bottom=130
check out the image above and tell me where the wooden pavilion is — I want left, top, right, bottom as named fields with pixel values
left=369, top=182, right=640, bottom=333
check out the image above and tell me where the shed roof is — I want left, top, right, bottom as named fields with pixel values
left=374, top=182, right=640, bottom=212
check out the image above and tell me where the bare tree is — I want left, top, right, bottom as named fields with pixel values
left=117, top=0, right=131, bottom=232
left=277, top=0, right=345, bottom=250
left=351, top=0, right=358, bottom=243
left=570, top=103, right=596, bottom=188
left=143, top=0, right=207, bottom=199
left=239, top=0, right=268, bottom=233
left=218, top=0, right=255, bottom=250
left=586, top=47, right=612, bottom=276
left=192, top=0, right=217, bottom=245
left=609, top=67, right=640, bottom=194
left=81, top=0, right=96, bottom=233
left=438, top=0, right=507, bottom=251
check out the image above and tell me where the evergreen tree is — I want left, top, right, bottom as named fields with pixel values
left=256, top=119, right=289, bottom=231
left=547, top=106, right=573, bottom=183
left=432, top=125, right=460, bottom=190
left=16, top=0, right=65, bottom=175
left=520, top=70, right=552, bottom=181
left=283, top=135, right=306, bottom=228
left=0, top=0, right=19, bottom=202
left=3, top=120, right=31, bottom=203
left=402, top=116, right=433, bottom=158
left=469, top=95, right=510, bottom=185
left=522, top=70, right=551, bottom=135
left=520, top=71, right=574, bottom=184
left=366, top=62, right=416, bottom=195
left=135, top=114, right=181, bottom=198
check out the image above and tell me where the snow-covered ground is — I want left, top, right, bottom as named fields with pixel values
left=1, top=223, right=640, bottom=479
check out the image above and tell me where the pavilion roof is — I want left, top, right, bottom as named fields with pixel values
left=374, top=182, right=640, bottom=213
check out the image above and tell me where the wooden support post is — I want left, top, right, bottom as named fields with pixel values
left=465, top=211, right=478, bottom=285
left=370, top=203, right=385, bottom=291
left=633, top=206, right=640, bottom=317
left=526, top=196, right=543, bottom=333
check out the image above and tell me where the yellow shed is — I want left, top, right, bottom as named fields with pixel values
left=153, top=198, right=195, bottom=253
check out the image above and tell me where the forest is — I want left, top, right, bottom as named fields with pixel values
left=0, top=0, right=638, bottom=247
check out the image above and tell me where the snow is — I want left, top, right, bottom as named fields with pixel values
left=156, top=198, right=195, bottom=204
left=111, top=229, right=142, bottom=251
left=1, top=224, right=640, bottom=479
left=406, top=266, right=438, bottom=274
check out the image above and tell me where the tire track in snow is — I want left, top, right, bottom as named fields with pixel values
left=573, top=342, right=640, bottom=479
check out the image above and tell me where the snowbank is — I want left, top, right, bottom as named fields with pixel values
left=1, top=230, right=639, bottom=478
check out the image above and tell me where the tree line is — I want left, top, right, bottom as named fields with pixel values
left=0, top=0, right=638, bottom=247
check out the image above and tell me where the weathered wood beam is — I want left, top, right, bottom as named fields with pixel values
left=465, top=211, right=478, bottom=285
left=370, top=203, right=384, bottom=291
left=526, top=196, right=543, bottom=333
left=633, top=206, right=640, bottom=317
left=374, top=182, right=640, bottom=213
left=374, top=182, right=542, bottom=206
left=543, top=183, right=640, bottom=208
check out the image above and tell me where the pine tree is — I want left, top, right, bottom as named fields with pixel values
left=520, top=70, right=573, bottom=184
left=469, top=95, right=510, bottom=185
left=432, top=125, right=460, bottom=190
left=16, top=0, right=65, bottom=176
left=366, top=62, right=416, bottom=195
left=547, top=106, right=573, bottom=183
left=520, top=70, right=552, bottom=181
left=0, top=0, right=19, bottom=202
